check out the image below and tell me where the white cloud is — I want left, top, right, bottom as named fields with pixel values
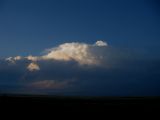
left=14, top=56, right=22, bottom=60
left=25, top=55, right=39, bottom=62
left=42, top=42, right=97, bottom=65
left=5, top=40, right=108, bottom=67
left=5, top=57, right=15, bottom=63
left=5, top=56, right=23, bottom=63
left=95, top=40, right=108, bottom=46
left=27, top=62, right=40, bottom=71
left=42, top=40, right=108, bottom=65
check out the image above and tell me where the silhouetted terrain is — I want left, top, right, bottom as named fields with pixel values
left=0, top=94, right=160, bottom=115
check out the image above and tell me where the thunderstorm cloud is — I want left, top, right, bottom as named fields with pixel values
left=0, top=40, right=160, bottom=96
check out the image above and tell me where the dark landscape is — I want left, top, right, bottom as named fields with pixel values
left=1, top=94, right=160, bottom=114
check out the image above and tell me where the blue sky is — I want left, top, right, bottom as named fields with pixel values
left=0, top=0, right=160, bottom=57
left=0, top=0, right=160, bottom=96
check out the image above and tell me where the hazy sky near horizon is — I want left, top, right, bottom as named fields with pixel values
left=0, top=0, right=160, bottom=96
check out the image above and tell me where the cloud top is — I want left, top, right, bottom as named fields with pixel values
left=43, top=42, right=97, bottom=65
left=95, top=40, right=108, bottom=46
left=6, top=40, right=108, bottom=67
left=43, top=40, right=108, bottom=65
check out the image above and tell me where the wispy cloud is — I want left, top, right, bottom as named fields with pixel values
left=29, top=80, right=72, bottom=89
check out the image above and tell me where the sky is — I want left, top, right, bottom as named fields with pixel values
left=0, top=0, right=160, bottom=96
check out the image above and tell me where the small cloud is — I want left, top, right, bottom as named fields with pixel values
left=95, top=40, right=108, bottom=46
left=5, top=57, right=15, bottom=63
left=14, top=56, right=22, bottom=60
left=5, top=56, right=22, bottom=64
left=27, top=62, right=40, bottom=71
left=25, top=55, right=39, bottom=62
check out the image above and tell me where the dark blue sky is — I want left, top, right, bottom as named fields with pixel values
left=0, top=0, right=160, bottom=57
left=0, top=0, right=160, bottom=96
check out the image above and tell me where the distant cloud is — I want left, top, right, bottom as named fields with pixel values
left=6, top=40, right=108, bottom=66
left=42, top=40, right=108, bottom=65
left=14, top=56, right=22, bottom=60
left=5, top=57, right=16, bottom=64
left=94, top=40, right=108, bottom=46
left=43, top=42, right=100, bottom=65
left=29, top=80, right=72, bottom=89
left=25, top=55, right=39, bottom=62
left=27, top=62, right=40, bottom=71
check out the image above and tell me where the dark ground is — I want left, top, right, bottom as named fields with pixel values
left=0, top=94, right=160, bottom=117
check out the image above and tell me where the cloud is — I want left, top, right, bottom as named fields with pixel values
left=5, top=57, right=16, bottom=64
left=14, top=56, right=22, bottom=60
left=94, top=40, right=108, bottom=46
left=42, top=40, right=108, bottom=65
left=5, top=40, right=108, bottom=66
left=43, top=42, right=99, bottom=65
left=27, top=62, right=40, bottom=71
left=29, top=80, right=71, bottom=89
left=25, top=55, right=39, bottom=62
left=1, top=40, right=160, bottom=96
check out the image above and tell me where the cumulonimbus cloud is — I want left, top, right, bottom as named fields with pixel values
left=42, top=40, right=107, bottom=65
left=5, top=40, right=108, bottom=71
